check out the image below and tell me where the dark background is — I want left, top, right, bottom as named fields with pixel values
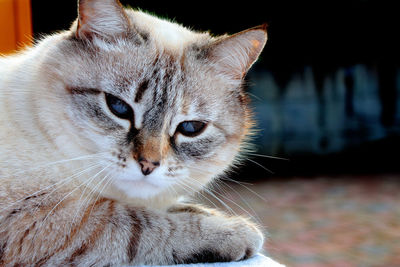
left=31, top=0, right=400, bottom=178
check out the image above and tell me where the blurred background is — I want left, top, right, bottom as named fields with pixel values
left=4, top=0, right=400, bottom=265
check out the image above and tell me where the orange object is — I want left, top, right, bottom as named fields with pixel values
left=0, top=0, right=32, bottom=55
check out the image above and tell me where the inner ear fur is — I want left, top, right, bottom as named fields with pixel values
left=207, top=24, right=268, bottom=80
left=75, top=0, right=131, bottom=40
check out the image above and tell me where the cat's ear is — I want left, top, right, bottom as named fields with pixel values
left=75, top=0, right=130, bottom=39
left=207, top=25, right=267, bottom=80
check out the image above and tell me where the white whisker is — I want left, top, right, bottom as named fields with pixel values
left=185, top=177, right=239, bottom=217
left=36, top=163, right=113, bottom=236
left=30, top=162, right=104, bottom=215
left=87, top=173, right=115, bottom=219
left=220, top=177, right=268, bottom=202
left=173, top=179, right=220, bottom=211
left=246, top=158, right=274, bottom=174
left=0, top=162, right=102, bottom=213
left=215, top=179, right=264, bottom=228
left=3, top=151, right=110, bottom=178
left=247, top=153, right=289, bottom=161
left=70, top=167, right=113, bottom=226
left=27, top=163, right=112, bottom=243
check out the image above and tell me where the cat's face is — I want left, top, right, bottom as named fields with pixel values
left=39, top=0, right=266, bottom=200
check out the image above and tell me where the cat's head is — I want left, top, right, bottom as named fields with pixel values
left=39, top=0, right=267, bottom=201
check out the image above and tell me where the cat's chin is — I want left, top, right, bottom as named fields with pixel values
left=112, top=177, right=164, bottom=199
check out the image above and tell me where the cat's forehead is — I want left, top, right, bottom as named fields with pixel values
left=73, top=38, right=214, bottom=113
left=74, top=39, right=212, bottom=100
left=92, top=47, right=189, bottom=99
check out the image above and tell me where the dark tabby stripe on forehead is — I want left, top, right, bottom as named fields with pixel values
left=66, top=86, right=102, bottom=95
left=134, top=80, right=149, bottom=103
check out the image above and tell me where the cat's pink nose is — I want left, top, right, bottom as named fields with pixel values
left=138, top=157, right=160, bottom=176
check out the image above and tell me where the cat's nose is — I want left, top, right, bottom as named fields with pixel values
left=138, top=157, right=160, bottom=176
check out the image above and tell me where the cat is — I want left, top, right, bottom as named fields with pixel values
left=0, top=0, right=267, bottom=265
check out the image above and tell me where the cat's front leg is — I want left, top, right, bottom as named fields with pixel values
left=134, top=206, right=264, bottom=265
left=167, top=203, right=220, bottom=216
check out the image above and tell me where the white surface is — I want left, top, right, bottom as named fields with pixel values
left=138, top=254, right=285, bottom=267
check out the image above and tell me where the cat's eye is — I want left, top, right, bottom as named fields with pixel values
left=177, top=121, right=207, bottom=137
left=105, top=93, right=133, bottom=120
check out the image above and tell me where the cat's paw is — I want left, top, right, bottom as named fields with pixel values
left=209, top=216, right=264, bottom=261
left=177, top=216, right=264, bottom=264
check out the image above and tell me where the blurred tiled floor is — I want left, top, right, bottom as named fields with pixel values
left=198, top=175, right=400, bottom=267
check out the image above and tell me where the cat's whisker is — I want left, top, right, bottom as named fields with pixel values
left=187, top=164, right=268, bottom=203
left=39, top=163, right=113, bottom=225
left=69, top=168, right=113, bottom=228
left=245, top=158, right=274, bottom=174
left=170, top=167, right=266, bottom=222
left=183, top=177, right=239, bottom=218
left=189, top=166, right=267, bottom=225
left=95, top=172, right=115, bottom=202
left=74, top=165, right=112, bottom=207
left=0, top=162, right=103, bottom=214
left=171, top=179, right=198, bottom=198
left=169, top=179, right=193, bottom=196
left=87, top=173, right=116, bottom=219
left=198, top=178, right=256, bottom=222
left=176, top=166, right=266, bottom=225
left=31, top=163, right=113, bottom=243
left=172, top=179, right=220, bottom=211
left=85, top=169, right=114, bottom=204
left=0, top=163, right=104, bottom=233
left=246, top=92, right=263, bottom=102
left=214, top=179, right=264, bottom=228
left=220, top=177, right=253, bottom=186
left=163, top=169, right=188, bottom=198
left=70, top=169, right=114, bottom=230
left=162, top=168, right=191, bottom=197
left=245, top=153, right=289, bottom=161
left=164, top=179, right=180, bottom=198
left=29, top=162, right=105, bottom=217
left=83, top=168, right=115, bottom=211
left=205, top=180, right=260, bottom=225
left=220, top=176, right=268, bottom=202
left=3, top=151, right=110, bottom=178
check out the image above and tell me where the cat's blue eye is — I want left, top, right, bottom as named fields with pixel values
left=177, top=121, right=207, bottom=137
left=105, top=93, right=133, bottom=120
